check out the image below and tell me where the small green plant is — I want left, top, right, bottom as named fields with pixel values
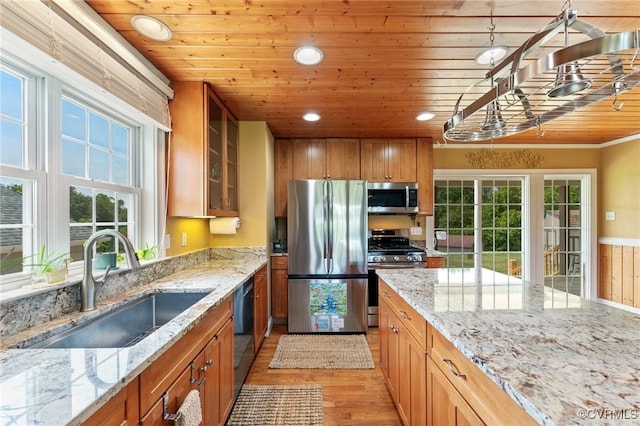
left=136, top=244, right=157, bottom=261
left=26, top=245, right=72, bottom=273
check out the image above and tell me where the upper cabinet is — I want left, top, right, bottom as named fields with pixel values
left=274, top=139, right=293, bottom=218
left=360, top=138, right=416, bottom=183
left=417, top=138, right=434, bottom=216
left=168, top=81, right=238, bottom=217
left=292, top=138, right=360, bottom=180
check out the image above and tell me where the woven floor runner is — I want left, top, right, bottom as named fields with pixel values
left=226, top=384, right=323, bottom=426
left=269, top=334, right=375, bottom=369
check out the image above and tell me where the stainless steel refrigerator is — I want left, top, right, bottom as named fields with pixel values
left=287, top=179, right=368, bottom=333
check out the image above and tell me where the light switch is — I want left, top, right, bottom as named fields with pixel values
left=165, top=234, right=171, bottom=249
left=410, top=226, right=423, bottom=235
left=181, top=232, right=187, bottom=246
left=605, top=211, right=615, bottom=221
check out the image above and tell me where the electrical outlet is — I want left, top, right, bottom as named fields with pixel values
left=410, top=226, right=423, bottom=235
left=605, top=211, right=616, bottom=221
left=165, top=234, right=171, bottom=249
left=181, top=232, right=187, bottom=247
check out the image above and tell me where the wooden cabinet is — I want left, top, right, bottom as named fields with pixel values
left=254, top=265, right=268, bottom=352
left=168, top=81, right=238, bottom=217
left=292, top=138, right=360, bottom=180
left=428, top=327, right=538, bottom=426
left=361, top=138, right=416, bottom=182
left=271, top=256, right=288, bottom=324
left=417, top=137, right=434, bottom=215
left=379, top=279, right=427, bottom=426
left=274, top=139, right=293, bottom=217
left=139, top=296, right=234, bottom=426
left=83, top=378, right=139, bottom=426
left=428, top=356, right=484, bottom=426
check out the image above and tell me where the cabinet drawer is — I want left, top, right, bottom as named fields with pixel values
left=140, top=296, right=232, bottom=415
left=426, top=257, right=445, bottom=268
left=271, top=256, right=288, bottom=270
left=379, top=279, right=427, bottom=350
left=430, top=328, right=537, bottom=426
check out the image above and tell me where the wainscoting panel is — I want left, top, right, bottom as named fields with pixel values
left=599, top=240, right=640, bottom=309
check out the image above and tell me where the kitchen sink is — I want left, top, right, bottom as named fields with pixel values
left=28, top=292, right=210, bottom=349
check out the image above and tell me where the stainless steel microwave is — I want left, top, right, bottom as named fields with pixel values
left=367, top=182, right=419, bottom=214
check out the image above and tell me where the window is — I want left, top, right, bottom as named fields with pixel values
left=0, top=54, right=164, bottom=291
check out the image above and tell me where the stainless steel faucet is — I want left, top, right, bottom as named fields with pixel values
left=81, top=230, right=141, bottom=312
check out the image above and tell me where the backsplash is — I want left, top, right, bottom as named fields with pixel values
left=0, top=247, right=266, bottom=338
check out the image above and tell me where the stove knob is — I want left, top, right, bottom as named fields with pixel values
left=406, top=255, right=414, bottom=261
left=393, top=256, right=400, bottom=262
left=414, top=254, right=423, bottom=262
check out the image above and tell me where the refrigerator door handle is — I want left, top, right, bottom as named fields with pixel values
left=323, top=180, right=330, bottom=274
left=405, top=184, right=410, bottom=210
left=327, top=180, right=334, bottom=274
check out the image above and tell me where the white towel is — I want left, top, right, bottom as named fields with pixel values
left=176, top=389, right=203, bottom=426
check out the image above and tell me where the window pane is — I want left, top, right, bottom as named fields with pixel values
left=0, top=178, right=31, bottom=275
left=117, top=193, right=131, bottom=222
left=62, top=140, right=86, bottom=176
left=112, top=124, right=129, bottom=155
left=0, top=69, right=23, bottom=119
left=96, top=191, right=115, bottom=223
left=0, top=120, right=24, bottom=166
left=70, top=186, right=92, bottom=222
left=112, top=155, right=129, bottom=185
left=89, top=113, right=109, bottom=149
left=61, top=99, right=86, bottom=140
left=89, top=147, right=110, bottom=181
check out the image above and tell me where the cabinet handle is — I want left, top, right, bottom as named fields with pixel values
left=190, top=361, right=206, bottom=387
left=206, top=358, right=213, bottom=366
left=382, top=291, right=390, bottom=298
left=443, top=358, right=466, bottom=379
left=399, top=309, right=410, bottom=320
left=390, top=324, right=399, bottom=334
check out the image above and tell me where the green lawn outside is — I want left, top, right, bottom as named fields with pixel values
left=444, top=252, right=521, bottom=275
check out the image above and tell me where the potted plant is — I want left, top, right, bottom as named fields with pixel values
left=27, top=245, right=72, bottom=285
left=92, top=239, right=117, bottom=270
left=135, top=244, right=157, bottom=261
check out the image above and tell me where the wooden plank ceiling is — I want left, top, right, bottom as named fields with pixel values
left=85, top=0, right=640, bottom=145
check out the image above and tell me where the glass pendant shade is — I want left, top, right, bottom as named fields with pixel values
left=547, top=61, right=591, bottom=97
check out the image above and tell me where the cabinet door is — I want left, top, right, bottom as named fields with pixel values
left=428, top=357, right=485, bottom=426
left=217, top=319, right=235, bottom=424
left=398, top=327, right=427, bottom=426
left=224, top=116, right=239, bottom=212
left=360, top=139, right=388, bottom=182
left=274, top=139, right=292, bottom=217
left=139, top=354, right=203, bottom=426
left=254, top=266, right=268, bottom=351
left=271, top=268, right=288, bottom=323
left=326, top=138, right=360, bottom=179
left=207, top=88, right=225, bottom=213
left=292, top=139, right=326, bottom=179
left=387, top=139, right=416, bottom=182
left=83, top=378, right=139, bottom=426
left=378, top=298, right=391, bottom=387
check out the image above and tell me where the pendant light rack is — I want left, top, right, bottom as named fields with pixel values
left=443, top=7, right=640, bottom=142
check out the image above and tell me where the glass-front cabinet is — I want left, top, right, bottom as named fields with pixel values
left=168, top=81, right=239, bottom=217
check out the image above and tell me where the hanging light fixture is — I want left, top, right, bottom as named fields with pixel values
left=481, top=15, right=506, bottom=132
left=443, top=3, right=640, bottom=142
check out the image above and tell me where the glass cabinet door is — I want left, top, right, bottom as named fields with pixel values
left=207, top=91, right=223, bottom=213
left=226, top=117, right=238, bottom=211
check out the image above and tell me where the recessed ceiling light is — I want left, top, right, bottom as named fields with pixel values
left=294, top=46, right=324, bottom=65
left=416, top=112, right=435, bottom=121
left=131, top=15, right=173, bottom=41
left=474, top=45, right=509, bottom=65
left=303, top=112, right=321, bottom=122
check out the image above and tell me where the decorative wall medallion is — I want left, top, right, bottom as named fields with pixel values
left=465, top=149, right=544, bottom=168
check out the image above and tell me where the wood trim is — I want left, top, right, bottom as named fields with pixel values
left=599, top=242, right=640, bottom=308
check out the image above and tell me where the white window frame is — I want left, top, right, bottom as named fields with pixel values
left=0, top=41, right=166, bottom=293
left=432, top=169, right=597, bottom=300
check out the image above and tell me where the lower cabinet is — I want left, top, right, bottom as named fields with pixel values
left=138, top=297, right=234, bottom=426
left=254, top=265, right=268, bottom=352
left=271, top=256, right=288, bottom=324
left=82, top=378, right=139, bottom=426
left=428, top=356, right=484, bottom=426
left=379, top=292, right=427, bottom=426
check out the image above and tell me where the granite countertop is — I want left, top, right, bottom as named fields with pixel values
left=377, top=268, right=640, bottom=426
left=0, top=256, right=266, bottom=426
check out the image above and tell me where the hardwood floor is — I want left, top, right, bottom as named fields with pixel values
left=245, top=324, right=403, bottom=425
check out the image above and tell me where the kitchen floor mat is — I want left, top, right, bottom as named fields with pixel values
left=268, top=334, right=375, bottom=369
left=226, top=384, right=323, bottom=426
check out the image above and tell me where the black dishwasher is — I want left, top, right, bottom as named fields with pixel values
left=233, top=279, right=254, bottom=399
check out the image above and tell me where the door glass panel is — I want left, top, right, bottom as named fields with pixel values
left=544, top=178, right=583, bottom=307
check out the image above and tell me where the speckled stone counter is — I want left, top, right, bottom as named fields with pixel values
left=0, top=250, right=266, bottom=425
left=377, top=268, right=640, bottom=426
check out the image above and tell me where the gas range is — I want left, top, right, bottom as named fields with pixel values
left=367, top=233, right=426, bottom=267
